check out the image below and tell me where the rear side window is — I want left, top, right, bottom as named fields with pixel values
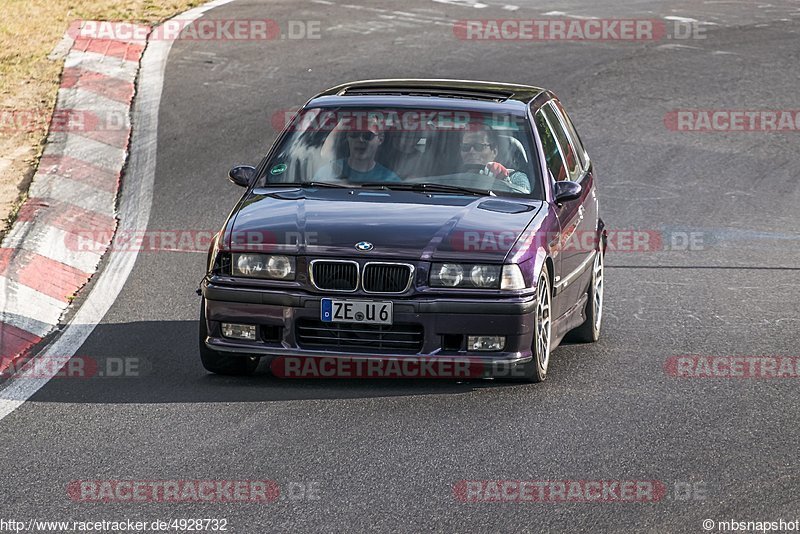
left=552, top=100, right=588, bottom=170
left=534, top=110, right=567, bottom=182
left=542, top=103, right=580, bottom=181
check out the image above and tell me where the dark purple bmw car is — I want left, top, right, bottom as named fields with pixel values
left=199, top=79, right=606, bottom=382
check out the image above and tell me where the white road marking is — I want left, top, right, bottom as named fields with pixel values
left=42, top=133, right=126, bottom=171
left=339, top=4, right=453, bottom=22
left=665, top=15, right=718, bottom=26
left=57, top=87, right=134, bottom=115
left=656, top=43, right=704, bottom=51
left=0, top=0, right=235, bottom=421
left=64, top=50, right=140, bottom=80
left=328, top=4, right=456, bottom=33
left=0, top=312, right=54, bottom=340
left=543, top=11, right=600, bottom=20
left=2, top=222, right=106, bottom=273
left=664, top=15, right=699, bottom=23
left=0, top=276, right=67, bottom=334
left=28, top=176, right=117, bottom=216
left=432, top=0, right=488, bottom=8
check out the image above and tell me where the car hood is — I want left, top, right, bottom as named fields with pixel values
left=226, top=188, right=543, bottom=261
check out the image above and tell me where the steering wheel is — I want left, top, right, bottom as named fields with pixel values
left=462, top=163, right=487, bottom=174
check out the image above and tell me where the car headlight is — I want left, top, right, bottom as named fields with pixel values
left=232, top=253, right=295, bottom=280
left=470, top=265, right=500, bottom=288
left=432, top=263, right=464, bottom=287
left=431, top=263, right=509, bottom=289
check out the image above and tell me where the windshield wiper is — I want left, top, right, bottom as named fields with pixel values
left=359, top=182, right=492, bottom=196
left=264, top=181, right=352, bottom=189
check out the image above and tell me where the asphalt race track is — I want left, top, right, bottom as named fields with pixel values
left=2, top=0, right=800, bottom=532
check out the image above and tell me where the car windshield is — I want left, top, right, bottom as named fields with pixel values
left=259, top=106, right=543, bottom=199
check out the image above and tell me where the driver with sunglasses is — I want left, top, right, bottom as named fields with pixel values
left=460, top=125, right=530, bottom=193
left=314, top=120, right=401, bottom=183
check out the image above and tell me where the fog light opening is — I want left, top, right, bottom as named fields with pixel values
left=221, top=323, right=257, bottom=341
left=442, top=334, right=464, bottom=352
left=261, top=325, right=283, bottom=343
left=467, top=335, right=505, bottom=352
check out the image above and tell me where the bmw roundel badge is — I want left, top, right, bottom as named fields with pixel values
left=355, top=241, right=374, bottom=251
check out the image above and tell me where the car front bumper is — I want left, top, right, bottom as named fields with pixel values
left=201, top=280, right=537, bottom=375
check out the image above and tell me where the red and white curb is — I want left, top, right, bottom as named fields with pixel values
left=0, top=0, right=234, bottom=417
left=0, top=22, right=148, bottom=374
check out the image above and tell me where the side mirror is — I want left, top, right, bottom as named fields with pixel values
left=228, top=165, right=256, bottom=187
left=553, top=180, right=582, bottom=203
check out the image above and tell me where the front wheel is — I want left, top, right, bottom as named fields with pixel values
left=199, top=298, right=259, bottom=376
left=517, top=265, right=552, bottom=383
left=570, top=250, right=604, bottom=343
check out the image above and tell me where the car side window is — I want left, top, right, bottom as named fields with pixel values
left=534, top=109, right=568, bottom=182
left=552, top=100, right=588, bottom=171
left=542, top=103, right=580, bottom=181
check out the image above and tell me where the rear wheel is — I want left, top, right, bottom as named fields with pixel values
left=517, top=266, right=552, bottom=383
left=199, top=298, right=259, bottom=376
left=570, top=249, right=604, bottom=343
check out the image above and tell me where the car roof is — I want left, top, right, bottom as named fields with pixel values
left=306, top=79, right=550, bottom=115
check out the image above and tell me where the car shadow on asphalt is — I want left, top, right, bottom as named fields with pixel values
left=19, top=320, right=582, bottom=404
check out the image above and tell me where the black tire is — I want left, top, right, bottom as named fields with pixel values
left=516, top=265, right=552, bottom=383
left=199, top=298, right=259, bottom=376
left=570, top=249, right=604, bottom=343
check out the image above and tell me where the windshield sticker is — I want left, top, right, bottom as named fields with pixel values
left=270, top=163, right=287, bottom=175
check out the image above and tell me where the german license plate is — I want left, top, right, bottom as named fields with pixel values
left=321, top=298, right=393, bottom=325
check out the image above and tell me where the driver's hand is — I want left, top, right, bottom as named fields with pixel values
left=481, top=161, right=510, bottom=179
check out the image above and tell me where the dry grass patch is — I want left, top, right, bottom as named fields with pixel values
left=0, top=0, right=204, bottom=236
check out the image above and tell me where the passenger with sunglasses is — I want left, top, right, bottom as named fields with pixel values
left=314, top=121, right=401, bottom=183
left=460, top=126, right=530, bottom=193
